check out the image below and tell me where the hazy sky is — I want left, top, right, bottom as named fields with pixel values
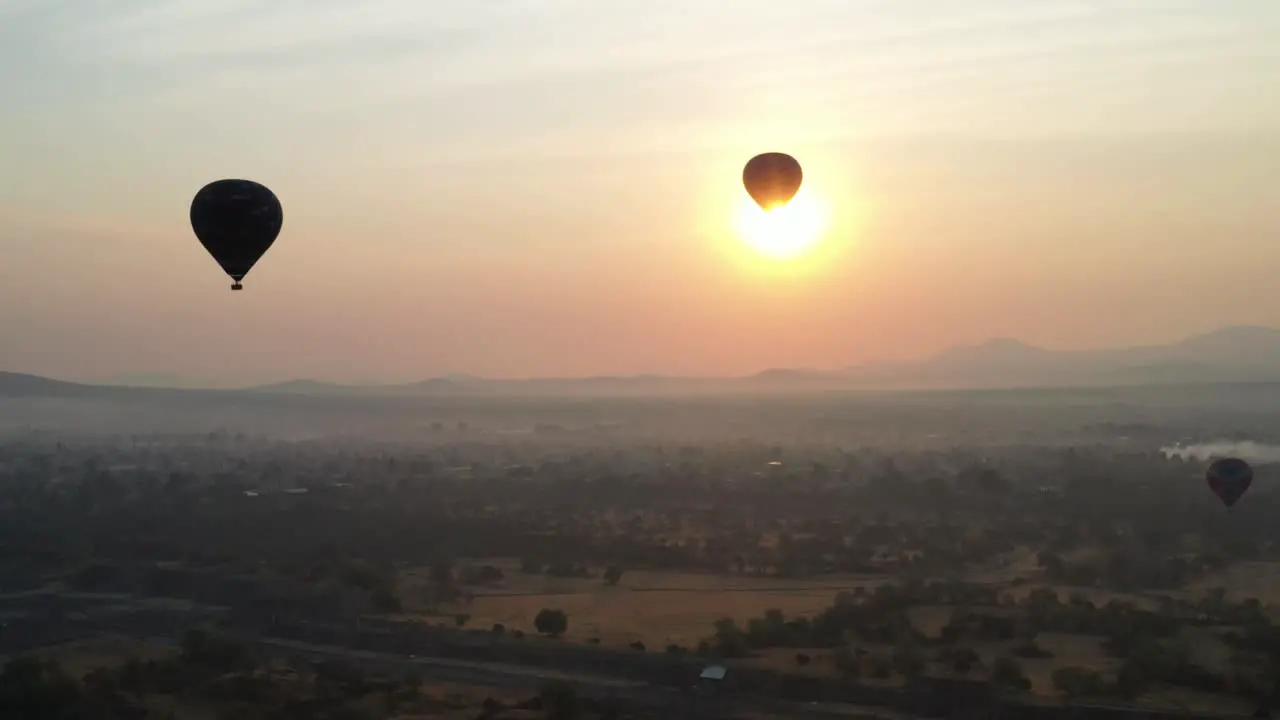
left=2, top=1, right=1278, bottom=385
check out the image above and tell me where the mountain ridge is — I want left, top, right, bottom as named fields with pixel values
left=5, top=325, right=1280, bottom=398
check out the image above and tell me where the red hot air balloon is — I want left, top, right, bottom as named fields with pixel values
left=743, top=153, right=803, bottom=211
left=190, top=179, right=284, bottom=291
left=1206, top=457, right=1253, bottom=507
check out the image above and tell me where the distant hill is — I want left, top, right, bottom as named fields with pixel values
left=835, top=325, right=1280, bottom=389
left=250, top=379, right=371, bottom=395
left=249, top=374, right=741, bottom=397
left=0, top=371, right=99, bottom=398
left=6, top=326, right=1280, bottom=399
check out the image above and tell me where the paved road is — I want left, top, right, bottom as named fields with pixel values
left=0, top=591, right=911, bottom=719
left=258, top=636, right=649, bottom=692
left=250, top=636, right=911, bottom=720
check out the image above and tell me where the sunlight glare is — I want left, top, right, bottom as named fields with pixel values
left=733, top=190, right=831, bottom=262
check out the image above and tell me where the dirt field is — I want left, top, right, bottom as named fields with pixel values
left=410, top=558, right=1190, bottom=650
left=415, top=563, right=1136, bottom=698
left=405, top=559, right=890, bottom=648
left=395, top=556, right=1273, bottom=710
left=1185, top=561, right=1280, bottom=603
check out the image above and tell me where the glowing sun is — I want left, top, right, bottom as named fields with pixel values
left=732, top=191, right=830, bottom=261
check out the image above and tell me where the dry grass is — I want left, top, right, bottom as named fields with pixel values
left=1016, top=633, right=1114, bottom=695
left=460, top=588, right=839, bottom=648
left=739, top=647, right=851, bottom=678
left=457, top=558, right=890, bottom=595
left=1137, top=686, right=1257, bottom=716
left=906, top=606, right=954, bottom=638
left=25, top=636, right=175, bottom=678
left=401, top=559, right=891, bottom=648
left=741, top=634, right=1122, bottom=700
left=1185, top=561, right=1280, bottom=603
left=1000, top=583, right=1161, bottom=611
left=1181, top=626, right=1235, bottom=676
left=965, top=545, right=1043, bottom=583
left=394, top=557, right=1276, bottom=710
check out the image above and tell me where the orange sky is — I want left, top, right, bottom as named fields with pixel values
left=2, top=2, right=1278, bottom=385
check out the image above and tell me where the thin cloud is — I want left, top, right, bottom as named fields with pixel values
left=36, top=0, right=1271, bottom=122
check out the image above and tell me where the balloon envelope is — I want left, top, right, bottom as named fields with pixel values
left=743, top=153, right=803, bottom=210
left=190, top=179, right=283, bottom=289
left=1206, top=457, right=1253, bottom=507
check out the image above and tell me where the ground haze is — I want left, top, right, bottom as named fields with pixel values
left=3, top=373, right=1280, bottom=717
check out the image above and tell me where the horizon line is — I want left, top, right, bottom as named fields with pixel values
left=3, top=322, right=1278, bottom=392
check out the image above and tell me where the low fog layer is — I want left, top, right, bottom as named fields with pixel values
left=8, top=381, right=1280, bottom=450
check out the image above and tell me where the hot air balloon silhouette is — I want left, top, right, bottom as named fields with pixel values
left=190, top=179, right=283, bottom=291
left=742, top=153, right=802, bottom=211
left=1206, top=457, right=1253, bottom=507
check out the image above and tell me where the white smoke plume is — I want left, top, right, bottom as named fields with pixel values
left=1161, top=440, right=1280, bottom=464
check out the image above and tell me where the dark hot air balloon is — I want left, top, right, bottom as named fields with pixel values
left=1206, top=457, right=1253, bottom=507
left=190, top=179, right=283, bottom=291
left=743, top=153, right=802, bottom=211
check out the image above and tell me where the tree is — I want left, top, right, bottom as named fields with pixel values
left=949, top=647, right=980, bottom=675
left=712, top=618, right=750, bottom=658
left=795, top=653, right=812, bottom=667
left=991, top=656, right=1032, bottom=693
left=460, top=564, right=505, bottom=585
left=1013, top=635, right=1053, bottom=659
left=455, top=613, right=470, bottom=627
left=974, top=468, right=1011, bottom=496
left=430, top=556, right=456, bottom=585
left=371, top=588, right=402, bottom=613
left=0, top=656, right=84, bottom=719
left=428, top=555, right=459, bottom=601
left=833, top=646, right=861, bottom=679
left=343, top=561, right=384, bottom=592
left=1051, top=667, right=1106, bottom=698
left=180, top=627, right=252, bottom=674
left=1037, top=551, right=1065, bottom=580
left=602, top=565, right=624, bottom=586
left=1115, top=661, right=1147, bottom=700
left=540, top=680, right=580, bottom=720
left=867, top=653, right=891, bottom=679
left=535, top=608, right=569, bottom=637
left=892, top=644, right=925, bottom=678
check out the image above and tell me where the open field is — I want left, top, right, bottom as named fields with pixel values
left=466, top=587, right=834, bottom=648
left=1186, top=561, right=1280, bottom=604
left=397, top=556, right=1280, bottom=716
left=403, top=557, right=1224, bottom=650
left=403, top=559, right=893, bottom=648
